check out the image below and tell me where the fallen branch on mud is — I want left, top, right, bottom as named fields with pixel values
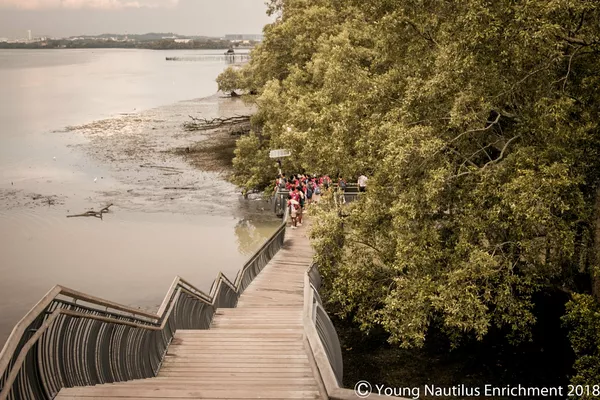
left=139, top=164, right=184, bottom=173
left=67, top=204, right=113, bottom=220
left=183, top=115, right=251, bottom=132
left=163, top=187, right=199, bottom=190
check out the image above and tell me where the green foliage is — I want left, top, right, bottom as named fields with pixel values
left=216, top=67, right=242, bottom=95
left=229, top=0, right=600, bottom=379
left=564, top=294, right=600, bottom=398
left=0, top=39, right=239, bottom=50
left=230, top=132, right=277, bottom=191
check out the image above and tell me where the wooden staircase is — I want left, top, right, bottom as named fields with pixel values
left=56, top=223, right=325, bottom=399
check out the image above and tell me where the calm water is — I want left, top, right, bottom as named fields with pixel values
left=0, top=49, right=279, bottom=346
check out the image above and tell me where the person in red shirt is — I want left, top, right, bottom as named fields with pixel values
left=293, top=186, right=304, bottom=225
left=290, top=187, right=300, bottom=202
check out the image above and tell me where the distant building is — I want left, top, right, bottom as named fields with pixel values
left=224, top=34, right=263, bottom=42
left=0, top=38, right=8, bottom=43
left=174, top=39, right=192, bottom=44
left=27, top=30, right=32, bottom=41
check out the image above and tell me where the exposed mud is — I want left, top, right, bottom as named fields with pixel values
left=0, top=189, right=66, bottom=210
left=56, top=93, right=259, bottom=217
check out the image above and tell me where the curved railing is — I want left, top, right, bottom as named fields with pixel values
left=274, top=189, right=289, bottom=217
left=0, top=219, right=287, bottom=400
left=304, top=263, right=404, bottom=399
left=306, top=264, right=344, bottom=386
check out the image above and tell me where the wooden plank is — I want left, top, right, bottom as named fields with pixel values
left=209, top=320, right=303, bottom=325
left=57, top=397, right=300, bottom=400
left=112, top=381, right=316, bottom=387
left=208, top=325, right=303, bottom=330
left=158, top=369, right=312, bottom=374
left=168, top=345, right=307, bottom=350
left=162, top=358, right=307, bottom=363
left=164, top=353, right=309, bottom=358
left=173, top=329, right=304, bottom=334
left=169, top=343, right=306, bottom=348
left=156, top=372, right=318, bottom=378
left=213, top=305, right=302, bottom=312
left=58, top=388, right=321, bottom=399
left=170, top=339, right=302, bottom=343
left=110, top=377, right=319, bottom=385
left=170, top=338, right=302, bottom=343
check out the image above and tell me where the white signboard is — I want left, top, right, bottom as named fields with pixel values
left=269, top=149, right=291, bottom=159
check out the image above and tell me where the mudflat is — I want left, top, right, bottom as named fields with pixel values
left=0, top=92, right=279, bottom=348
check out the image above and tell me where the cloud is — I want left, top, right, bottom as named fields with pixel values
left=0, top=0, right=179, bottom=10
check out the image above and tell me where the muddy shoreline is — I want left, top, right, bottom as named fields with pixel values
left=1, top=92, right=264, bottom=217
left=0, top=91, right=280, bottom=348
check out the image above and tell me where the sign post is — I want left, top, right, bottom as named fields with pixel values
left=269, top=149, right=291, bottom=176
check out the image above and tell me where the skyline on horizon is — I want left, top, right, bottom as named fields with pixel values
left=0, top=0, right=274, bottom=40
left=0, top=31, right=264, bottom=40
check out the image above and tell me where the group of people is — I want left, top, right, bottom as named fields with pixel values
left=274, top=173, right=368, bottom=228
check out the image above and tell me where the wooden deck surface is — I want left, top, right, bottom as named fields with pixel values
left=56, top=222, right=325, bottom=399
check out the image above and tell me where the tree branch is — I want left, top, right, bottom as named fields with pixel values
left=448, top=112, right=501, bottom=145
left=406, top=117, right=452, bottom=127
left=562, top=46, right=584, bottom=92
left=403, top=19, right=439, bottom=46
left=494, top=64, right=551, bottom=100
left=575, top=11, right=586, bottom=34
left=448, top=135, right=521, bottom=180
left=349, top=238, right=385, bottom=257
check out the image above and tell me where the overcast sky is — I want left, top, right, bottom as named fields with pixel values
left=0, top=0, right=274, bottom=39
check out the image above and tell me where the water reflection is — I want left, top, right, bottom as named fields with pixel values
left=0, top=49, right=276, bottom=349
left=234, top=218, right=281, bottom=256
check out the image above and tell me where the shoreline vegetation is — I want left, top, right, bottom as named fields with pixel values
left=0, top=39, right=254, bottom=50
left=0, top=33, right=259, bottom=50
left=216, top=0, right=600, bottom=397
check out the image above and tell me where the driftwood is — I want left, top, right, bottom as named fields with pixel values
left=140, top=164, right=183, bottom=174
left=67, top=204, right=113, bottom=220
left=163, top=187, right=199, bottom=190
left=183, top=115, right=251, bottom=132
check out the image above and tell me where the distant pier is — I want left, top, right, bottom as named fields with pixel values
left=166, top=54, right=251, bottom=62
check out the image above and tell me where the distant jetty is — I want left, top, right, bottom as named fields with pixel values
left=165, top=53, right=250, bottom=62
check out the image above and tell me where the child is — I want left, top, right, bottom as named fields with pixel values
left=288, top=195, right=299, bottom=229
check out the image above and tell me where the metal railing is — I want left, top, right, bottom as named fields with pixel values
left=303, top=263, right=405, bottom=399
left=0, top=219, right=287, bottom=400
left=274, top=184, right=362, bottom=217
left=308, top=264, right=344, bottom=386
left=274, top=189, right=289, bottom=217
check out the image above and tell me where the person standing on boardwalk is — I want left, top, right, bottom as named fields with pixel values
left=274, top=173, right=287, bottom=195
left=287, top=195, right=299, bottom=229
left=337, top=176, right=347, bottom=204
left=296, top=186, right=305, bottom=226
left=358, top=174, right=368, bottom=192
left=306, top=180, right=314, bottom=205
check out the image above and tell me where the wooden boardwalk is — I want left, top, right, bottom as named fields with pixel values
left=56, top=222, right=326, bottom=399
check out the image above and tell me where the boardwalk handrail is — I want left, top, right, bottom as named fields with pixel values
left=274, top=184, right=361, bottom=217
left=0, top=218, right=287, bottom=400
left=303, top=263, right=406, bottom=399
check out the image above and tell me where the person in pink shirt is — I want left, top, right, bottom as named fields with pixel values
left=287, top=195, right=299, bottom=228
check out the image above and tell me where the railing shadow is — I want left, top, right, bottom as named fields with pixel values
left=0, top=217, right=287, bottom=400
